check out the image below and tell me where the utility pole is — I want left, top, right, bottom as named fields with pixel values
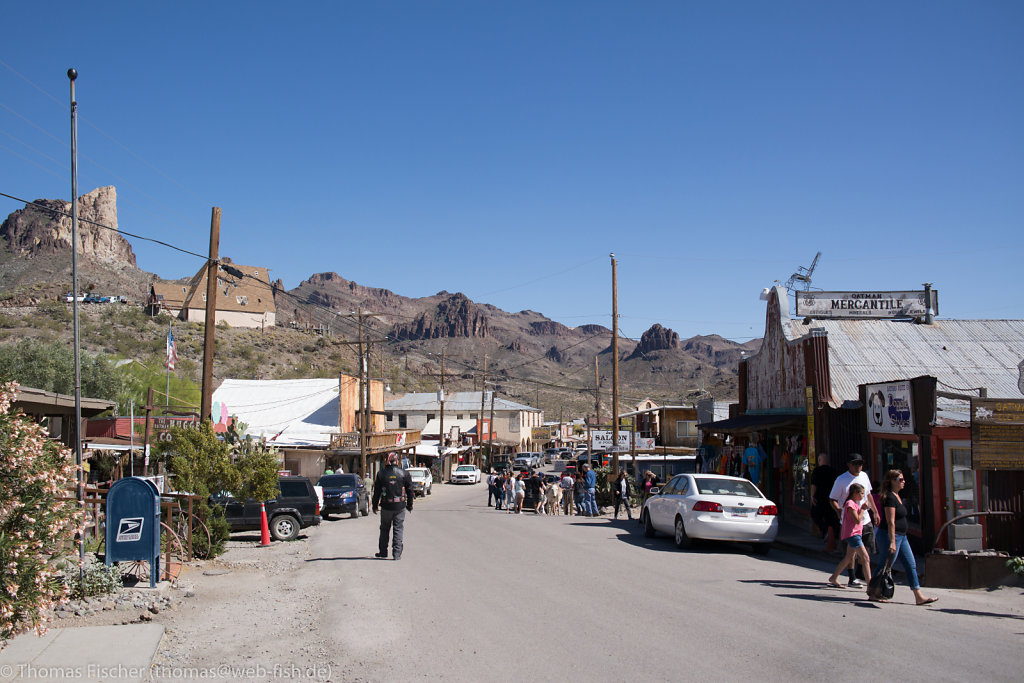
left=142, top=387, right=154, bottom=476
left=478, top=355, right=487, bottom=468
left=438, top=349, right=446, bottom=481
left=358, top=307, right=366, bottom=479
left=594, top=356, right=601, bottom=426
left=487, top=390, right=496, bottom=470
left=200, top=208, right=221, bottom=424
left=610, top=253, right=620, bottom=477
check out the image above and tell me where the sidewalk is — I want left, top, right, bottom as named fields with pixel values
left=773, top=518, right=840, bottom=561
left=0, top=623, right=164, bottom=683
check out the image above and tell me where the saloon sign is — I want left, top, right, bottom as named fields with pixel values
left=865, top=381, right=914, bottom=435
left=590, top=430, right=655, bottom=451
left=795, top=290, right=938, bottom=319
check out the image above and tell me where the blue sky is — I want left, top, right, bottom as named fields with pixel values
left=1, top=1, right=1021, bottom=342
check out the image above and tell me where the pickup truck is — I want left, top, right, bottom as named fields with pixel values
left=211, top=476, right=321, bottom=541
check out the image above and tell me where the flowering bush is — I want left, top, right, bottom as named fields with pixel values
left=0, top=382, right=82, bottom=645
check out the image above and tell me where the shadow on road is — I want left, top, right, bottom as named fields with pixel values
left=778, top=593, right=883, bottom=608
left=931, top=607, right=1024, bottom=621
left=304, top=556, right=378, bottom=562
left=738, top=579, right=836, bottom=589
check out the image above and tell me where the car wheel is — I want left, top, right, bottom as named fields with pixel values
left=351, top=506, right=358, bottom=519
left=360, top=500, right=369, bottom=517
left=643, top=511, right=656, bottom=538
left=270, top=514, right=300, bottom=542
left=751, top=542, right=772, bottom=555
left=322, top=512, right=332, bottom=521
left=674, top=516, right=692, bottom=550
left=427, top=485, right=432, bottom=496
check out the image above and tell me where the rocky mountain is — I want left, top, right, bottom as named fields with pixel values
left=0, top=186, right=757, bottom=414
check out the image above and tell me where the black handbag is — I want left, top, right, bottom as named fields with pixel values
left=868, top=557, right=895, bottom=599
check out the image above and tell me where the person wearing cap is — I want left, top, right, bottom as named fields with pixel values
left=828, top=454, right=879, bottom=586
left=372, top=452, right=414, bottom=560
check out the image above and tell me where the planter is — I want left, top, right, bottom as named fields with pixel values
left=924, top=551, right=1014, bottom=589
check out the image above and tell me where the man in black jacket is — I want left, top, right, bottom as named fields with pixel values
left=372, top=452, right=414, bottom=560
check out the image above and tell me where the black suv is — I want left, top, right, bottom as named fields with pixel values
left=317, top=473, right=369, bottom=519
left=212, top=476, right=321, bottom=541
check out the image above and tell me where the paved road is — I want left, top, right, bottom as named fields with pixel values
left=313, top=479, right=1022, bottom=682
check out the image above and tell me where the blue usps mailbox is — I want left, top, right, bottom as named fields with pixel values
left=105, top=477, right=161, bottom=587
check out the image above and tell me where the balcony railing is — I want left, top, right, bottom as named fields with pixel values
left=329, top=429, right=421, bottom=453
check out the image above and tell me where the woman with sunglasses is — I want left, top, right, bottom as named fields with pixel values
left=873, top=469, right=938, bottom=605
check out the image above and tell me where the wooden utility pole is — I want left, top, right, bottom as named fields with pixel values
left=358, top=307, right=367, bottom=478
left=200, top=207, right=221, bottom=425
left=594, top=356, right=601, bottom=426
left=610, top=253, right=620, bottom=477
left=478, top=355, right=487, bottom=469
left=142, top=387, right=154, bottom=476
left=487, top=390, right=496, bottom=468
left=438, top=349, right=446, bottom=480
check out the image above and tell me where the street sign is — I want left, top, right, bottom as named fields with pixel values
left=971, top=398, right=1024, bottom=470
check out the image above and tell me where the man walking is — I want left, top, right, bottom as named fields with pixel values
left=372, top=452, right=414, bottom=560
left=559, top=470, right=575, bottom=515
left=582, top=462, right=599, bottom=517
left=829, top=453, right=878, bottom=585
left=486, top=471, right=497, bottom=507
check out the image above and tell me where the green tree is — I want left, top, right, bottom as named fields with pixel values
left=0, top=339, right=124, bottom=407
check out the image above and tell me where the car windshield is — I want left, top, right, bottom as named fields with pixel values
left=318, top=474, right=357, bottom=489
left=455, top=466, right=474, bottom=472
left=408, top=470, right=427, bottom=480
left=694, top=477, right=762, bottom=498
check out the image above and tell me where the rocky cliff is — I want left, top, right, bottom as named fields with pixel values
left=392, top=293, right=489, bottom=340
left=0, top=186, right=136, bottom=267
left=629, top=323, right=680, bottom=359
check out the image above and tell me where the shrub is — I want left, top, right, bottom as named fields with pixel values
left=1008, top=557, right=1024, bottom=577
left=0, top=382, right=82, bottom=642
left=66, top=556, right=122, bottom=600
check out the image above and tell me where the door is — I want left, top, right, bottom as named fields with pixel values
left=944, top=440, right=976, bottom=524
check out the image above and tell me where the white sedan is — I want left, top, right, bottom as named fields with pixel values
left=451, top=464, right=481, bottom=484
left=641, top=474, right=779, bottom=554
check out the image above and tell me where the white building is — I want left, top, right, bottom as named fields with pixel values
left=384, top=391, right=543, bottom=451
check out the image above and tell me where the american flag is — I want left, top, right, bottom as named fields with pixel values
left=165, top=329, right=178, bottom=370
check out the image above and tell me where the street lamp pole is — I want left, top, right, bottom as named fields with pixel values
left=68, top=68, right=85, bottom=586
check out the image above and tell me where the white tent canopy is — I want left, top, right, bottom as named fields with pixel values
left=212, top=378, right=339, bottom=447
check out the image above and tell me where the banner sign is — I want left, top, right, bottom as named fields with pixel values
left=795, top=290, right=937, bottom=319
left=865, top=381, right=914, bottom=435
left=590, top=430, right=655, bottom=451
left=971, top=398, right=1024, bottom=470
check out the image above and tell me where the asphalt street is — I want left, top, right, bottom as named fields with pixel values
left=313, top=479, right=1023, bottom=682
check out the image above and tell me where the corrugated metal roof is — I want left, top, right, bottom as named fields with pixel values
left=788, top=317, right=1024, bottom=404
left=385, top=391, right=539, bottom=412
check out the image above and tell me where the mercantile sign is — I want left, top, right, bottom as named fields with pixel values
left=795, top=290, right=938, bottom=319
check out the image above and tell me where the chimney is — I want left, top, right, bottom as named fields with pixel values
left=923, top=283, right=934, bottom=324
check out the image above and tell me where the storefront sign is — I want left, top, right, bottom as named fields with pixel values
left=971, top=398, right=1024, bottom=470
left=795, top=290, right=937, bottom=319
left=590, top=430, right=655, bottom=451
left=865, top=381, right=915, bottom=435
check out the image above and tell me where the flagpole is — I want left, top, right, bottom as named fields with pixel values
left=165, top=318, right=172, bottom=408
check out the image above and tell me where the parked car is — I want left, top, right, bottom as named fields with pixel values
left=511, top=462, right=531, bottom=477
left=451, top=464, right=481, bottom=484
left=316, top=473, right=369, bottom=519
left=407, top=467, right=433, bottom=496
left=577, top=452, right=609, bottom=468
left=640, top=474, right=779, bottom=554
left=211, top=476, right=322, bottom=541
left=543, top=448, right=560, bottom=464
left=63, top=292, right=86, bottom=302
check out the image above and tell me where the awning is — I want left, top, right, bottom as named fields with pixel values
left=697, top=413, right=803, bottom=434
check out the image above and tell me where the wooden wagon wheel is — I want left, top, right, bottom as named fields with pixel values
left=118, top=522, right=185, bottom=583
left=174, top=509, right=213, bottom=559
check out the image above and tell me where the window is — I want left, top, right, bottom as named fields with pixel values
left=470, top=413, right=477, bottom=420
left=385, top=412, right=393, bottom=421
left=278, top=480, right=309, bottom=498
left=398, top=414, right=407, bottom=429
left=427, top=414, right=435, bottom=421
left=676, top=420, right=697, bottom=438
left=236, top=295, right=248, bottom=305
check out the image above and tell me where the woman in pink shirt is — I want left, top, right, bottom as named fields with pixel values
left=827, top=484, right=873, bottom=590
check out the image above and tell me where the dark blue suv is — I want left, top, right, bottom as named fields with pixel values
left=317, top=473, right=369, bottom=519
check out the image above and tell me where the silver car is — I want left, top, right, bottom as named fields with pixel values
left=641, top=474, right=779, bottom=554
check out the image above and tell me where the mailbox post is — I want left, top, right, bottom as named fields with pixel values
left=106, top=477, right=161, bottom=587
